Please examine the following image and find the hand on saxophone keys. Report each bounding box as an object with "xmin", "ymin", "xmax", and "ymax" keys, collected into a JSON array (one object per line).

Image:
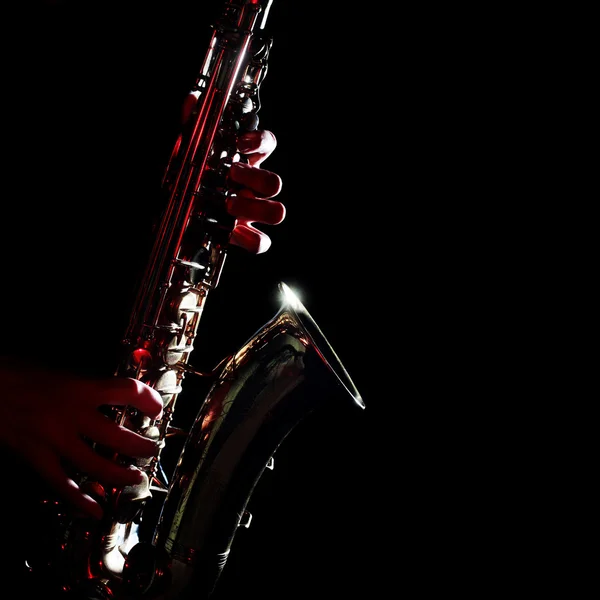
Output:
[
  {"xmin": 227, "ymin": 152, "xmax": 285, "ymax": 254},
  {"xmin": 0, "ymin": 363, "xmax": 163, "ymax": 519},
  {"xmin": 182, "ymin": 92, "xmax": 286, "ymax": 254},
  {"xmin": 0, "ymin": 89, "xmax": 288, "ymax": 522}
]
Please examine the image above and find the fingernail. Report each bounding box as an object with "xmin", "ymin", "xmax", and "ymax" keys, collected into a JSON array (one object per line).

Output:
[{"xmin": 127, "ymin": 468, "xmax": 146, "ymax": 484}]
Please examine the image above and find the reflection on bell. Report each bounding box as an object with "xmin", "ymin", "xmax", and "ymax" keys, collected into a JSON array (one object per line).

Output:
[{"xmin": 278, "ymin": 281, "xmax": 365, "ymax": 410}]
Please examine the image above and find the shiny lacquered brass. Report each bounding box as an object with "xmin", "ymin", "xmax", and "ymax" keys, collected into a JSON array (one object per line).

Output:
[{"xmin": 26, "ymin": 2, "xmax": 364, "ymax": 598}]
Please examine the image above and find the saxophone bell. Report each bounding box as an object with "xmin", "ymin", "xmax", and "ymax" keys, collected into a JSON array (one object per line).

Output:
[{"xmin": 120, "ymin": 282, "xmax": 364, "ymax": 599}]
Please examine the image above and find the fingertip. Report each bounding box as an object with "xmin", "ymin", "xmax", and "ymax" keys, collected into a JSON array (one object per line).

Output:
[
  {"xmin": 63, "ymin": 479, "xmax": 104, "ymax": 519},
  {"xmin": 181, "ymin": 91, "xmax": 199, "ymax": 124},
  {"xmin": 237, "ymin": 129, "xmax": 277, "ymax": 156},
  {"xmin": 148, "ymin": 387, "xmax": 164, "ymax": 420},
  {"xmin": 231, "ymin": 225, "xmax": 272, "ymax": 254},
  {"xmin": 131, "ymin": 379, "xmax": 164, "ymax": 419},
  {"xmin": 273, "ymin": 200, "xmax": 286, "ymax": 225},
  {"xmin": 256, "ymin": 235, "xmax": 272, "ymax": 254},
  {"xmin": 79, "ymin": 496, "xmax": 104, "ymax": 520}
]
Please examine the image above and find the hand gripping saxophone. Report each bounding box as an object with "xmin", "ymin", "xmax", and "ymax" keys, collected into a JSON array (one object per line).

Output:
[{"xmin": 27, "ymin": 2, "xmax": 364, "ymax": 598}]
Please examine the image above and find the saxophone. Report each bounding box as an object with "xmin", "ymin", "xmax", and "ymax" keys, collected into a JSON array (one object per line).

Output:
[{"xmin": 26, "ymin": 2, "xmax": 364, "ymax": 598}]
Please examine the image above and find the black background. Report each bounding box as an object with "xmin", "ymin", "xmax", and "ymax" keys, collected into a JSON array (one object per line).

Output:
[
  {"xmin": 174, "ymin": 3, "xmax": 398, "ymax": 596},
  {"xmin": 4, "ymin": 1, "xmax": 520, "ymax": 597},
  {"xmin": 169, "ymin": 3, "xmax": 488, "ymax": 597}
]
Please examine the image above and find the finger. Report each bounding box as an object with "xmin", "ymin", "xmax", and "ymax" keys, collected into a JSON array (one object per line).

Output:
[
  {"xmin": 79, "ymin": 411, "xmax": 159, "ymax": 458},
  {"xmin": 100, "ymin": 378, "xmax": 164, "ymax": 419},
  {"xmin": 237, "ymin": 130, "xmax": 277, "ymax": 167},
  {"xmin": 25, "ymin": 443, "xmax": 103, "ymax": 519},
  {"xmin": 227, "ymin": 193, "xmax": 285, "ymax": 225},
  {"xmin": 61, "ymin": 437, "xmax": 147, "ymax": 488},
  {"xmin": 229, "ymin": 162, "xmax": 282, "ymax": 198},
  {"xmin": 230, "ymin": 223, "xmax": 272, "ymax": 254},
  {"xmin": 181, "ymin": 91, "xmax": 200, "ymax": 124}
]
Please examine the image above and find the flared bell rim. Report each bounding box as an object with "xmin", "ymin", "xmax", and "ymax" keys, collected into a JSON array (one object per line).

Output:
[{"xmin": 278, "ymin": 282, "xmax": 365, "ymax": 409}]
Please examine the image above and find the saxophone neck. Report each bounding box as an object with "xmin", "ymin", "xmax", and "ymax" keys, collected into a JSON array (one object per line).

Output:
[{"xmin": 124, "ymin": 0, "xmax": 277, "ymax": 345}]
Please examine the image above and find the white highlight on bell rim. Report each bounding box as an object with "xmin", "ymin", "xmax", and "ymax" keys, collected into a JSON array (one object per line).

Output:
[
  {"xmin": 260, "ymin": 1, "xmax": 274, "ymax": 29},
  {"xmin": 281, "ymin": 282, "xmax": 303, "ymax": 311}
]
